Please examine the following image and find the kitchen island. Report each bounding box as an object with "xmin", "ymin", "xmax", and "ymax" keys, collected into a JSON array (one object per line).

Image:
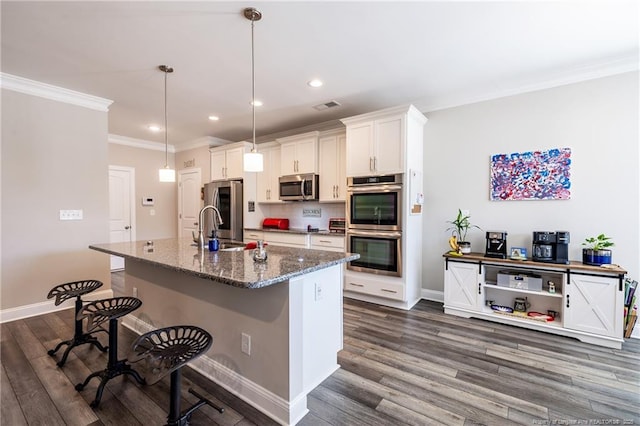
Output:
[{"xmin": 90, "ymin": 238, "xmax": 358, "ymax": 425}]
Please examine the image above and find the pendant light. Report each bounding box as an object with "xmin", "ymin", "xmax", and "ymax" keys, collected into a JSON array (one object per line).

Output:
[
  {"xmin": 158, "ymin": 64, "xmax": 176, "ymax": 182},
  {"xmin": 243, "ymin": 7, "xmax": 264, "ymax": 172}
]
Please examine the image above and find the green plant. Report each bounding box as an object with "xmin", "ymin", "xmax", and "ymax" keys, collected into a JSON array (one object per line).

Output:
[
  {"xmin": 446, "ymin": 209, "xmax": 480, "ymax": 242},
  {"xmin": 582, "ymin": 234, "xmax": 614, "ymax": 251}
]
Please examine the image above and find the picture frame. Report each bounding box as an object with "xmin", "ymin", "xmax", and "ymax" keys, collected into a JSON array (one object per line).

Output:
[{"xmin": 510, "ymin": 247, "xmax": 527, "ymax": 260}]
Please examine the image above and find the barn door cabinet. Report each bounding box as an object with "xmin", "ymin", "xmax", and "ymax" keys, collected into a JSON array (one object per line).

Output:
[{"xmin": 443, "ymin": 253, "xmax": 626, "ymax": 349}]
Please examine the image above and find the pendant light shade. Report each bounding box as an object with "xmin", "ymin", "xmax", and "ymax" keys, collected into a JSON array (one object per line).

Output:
[
  {"xmin": 158, "ymin": 65, "xmax": 175, "ymax": 183},
  {"xmin": 243, "ymin": 7, "xmax": 264, "ymax": 173}
]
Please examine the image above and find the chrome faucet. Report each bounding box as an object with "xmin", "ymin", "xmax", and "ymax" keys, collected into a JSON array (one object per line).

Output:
[{"xmin": 193, "ymin": 205, "xmax": 223, "ymax": 250}]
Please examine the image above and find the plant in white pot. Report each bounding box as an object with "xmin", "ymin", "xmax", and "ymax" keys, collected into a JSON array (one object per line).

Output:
[
  {"xmin": 582, "ymin": 234, "xmax": 614, "ymax": 266},
  {"xmin": 446, "ymin": 209, "xmax": 481, "ymax": 254}
]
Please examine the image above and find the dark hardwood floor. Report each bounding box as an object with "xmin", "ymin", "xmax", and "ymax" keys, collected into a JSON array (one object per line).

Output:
[{"xmin": 2, "ymin": 279, "xmax": 639, "ymax": 425}]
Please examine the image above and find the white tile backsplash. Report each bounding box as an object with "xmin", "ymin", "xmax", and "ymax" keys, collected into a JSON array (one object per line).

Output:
[{"xmin": 265, "ymin": 202, "xmax": 345, "ymax": 230}]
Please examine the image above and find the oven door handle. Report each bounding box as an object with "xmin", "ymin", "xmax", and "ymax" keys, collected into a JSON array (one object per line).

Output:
[
  {"xmin": 347, "ymin": 230, "xmax": 402, "ymax": 238},
  {"xmin": 347, "ymin": 184, "xmax": 402, "ymax": 193}
]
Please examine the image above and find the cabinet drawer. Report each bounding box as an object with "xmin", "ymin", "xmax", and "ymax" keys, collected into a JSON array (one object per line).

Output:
[
  {"xmin": 265, "ymin": 232, "xmax": 309, "ymax": 247},
  {"xmin": 310, "ymin": 235, "xmax": 345, "ymax": 251},
  {"xmin": 344, "ymin": 277, "xmax": 404, "ymax": 301},
  {"xmin": 244, "ymin": 230, "xmax": 264, "ymax": 242}
]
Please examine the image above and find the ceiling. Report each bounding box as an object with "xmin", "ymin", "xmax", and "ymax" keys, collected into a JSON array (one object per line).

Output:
[{"xmin": 1, "ymin": 1, "xmax": 638, "ymax": 150}]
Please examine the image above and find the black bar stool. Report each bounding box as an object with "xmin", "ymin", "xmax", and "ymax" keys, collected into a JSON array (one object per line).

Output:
[
  {"xmin": 129, "ymin": 325, "xmax": 224, "ymax": 426},
  {"xmin": 46, "ymin": 279, "xmax": 108, "ymax": 367},
  {"xmin": 75, "ymin": 297, "xmax": 145, "ymax": 407}
]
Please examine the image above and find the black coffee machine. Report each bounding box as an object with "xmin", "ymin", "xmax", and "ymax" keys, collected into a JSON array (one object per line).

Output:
[
  {"xmin": 532, "ymin": 231, "xmax": 570, "ymax": 264},
  {"xmin": 485, "ymin": 231, "xmax": 508, "ymax": 259}
]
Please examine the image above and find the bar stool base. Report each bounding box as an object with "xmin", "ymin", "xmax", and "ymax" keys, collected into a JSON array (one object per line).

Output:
[{"xmin": 75, "ymin": 359, "xmax": 146, "ymax": 407}]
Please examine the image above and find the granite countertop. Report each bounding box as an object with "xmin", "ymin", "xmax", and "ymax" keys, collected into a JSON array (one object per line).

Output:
[
  {"xmin": 90, "ymin": 238, "xmax": 358, "ymax": 289},
  {"xmin": 245, "ymin": 227, "xmax": 342, "ymax": 236}
]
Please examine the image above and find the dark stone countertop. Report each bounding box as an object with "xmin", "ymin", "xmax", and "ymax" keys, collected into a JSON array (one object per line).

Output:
[{"xmin": 90, "ymin": 238, "xmax": 358, "ymax": 289}]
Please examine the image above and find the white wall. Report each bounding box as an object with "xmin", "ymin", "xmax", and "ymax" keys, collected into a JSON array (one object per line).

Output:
[
  {"xmin": 1, "ymin": 89, "xmax": 111, "ymax": 309},
  {"xmin": 422, "ymin": 72, "xmax": 639, "ymax": 295}
]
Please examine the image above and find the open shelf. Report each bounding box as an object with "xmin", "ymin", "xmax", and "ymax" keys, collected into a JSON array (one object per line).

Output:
[{"xmin": 483, "ymin": 283, "xmax": 563, "ymax": 298}]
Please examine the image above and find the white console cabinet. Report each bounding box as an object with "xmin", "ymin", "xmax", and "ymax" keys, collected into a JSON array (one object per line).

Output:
[{"xmin": 443, "ymin": 253, "xmax": 627, "ymax": 348}]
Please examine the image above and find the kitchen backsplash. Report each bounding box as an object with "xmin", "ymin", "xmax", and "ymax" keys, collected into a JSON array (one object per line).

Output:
[{"xmin": 265, "ymin": 202, "xmax": 345, "ymax": 230}]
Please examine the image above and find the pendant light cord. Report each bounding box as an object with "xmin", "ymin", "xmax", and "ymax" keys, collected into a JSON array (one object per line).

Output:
[
  {"xmin": 164, "ymin": 68, "xmax": 169, "ymax": 167},
  {"xmin": 251, "ymin": 17, "xmax": 256, "ymax": 151}
]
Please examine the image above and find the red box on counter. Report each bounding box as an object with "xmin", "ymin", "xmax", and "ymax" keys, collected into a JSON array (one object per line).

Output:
[{"xmin": 262, "ymin": 218, "xmax": 290, "ymax": 230}]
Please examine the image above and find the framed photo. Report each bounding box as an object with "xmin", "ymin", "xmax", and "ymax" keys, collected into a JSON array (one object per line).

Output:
[{"xmin": 510, "ymin": 247, "xmax": 527, "ymax": 260}]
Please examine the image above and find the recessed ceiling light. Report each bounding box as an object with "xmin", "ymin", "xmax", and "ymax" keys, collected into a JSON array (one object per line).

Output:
[
  {"xmin": 251, "ymin": 100, "xmax": 263, "ymax": 107},
  {"xmin": 148, "ymin": 125, "xmax": 161, "ymax": 132},
  {"xmin": 208, "ymin": 115, "xmax": 220, "ymax": 121},
  {"xmin": 308, "ymin": 79, "xmax": 323, "ymax": 88}
]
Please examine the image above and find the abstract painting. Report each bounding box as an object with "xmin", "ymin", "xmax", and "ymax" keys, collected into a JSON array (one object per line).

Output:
[{"xmin": 490, "ymin": 148, "xmax": 571, "ymax": 201}]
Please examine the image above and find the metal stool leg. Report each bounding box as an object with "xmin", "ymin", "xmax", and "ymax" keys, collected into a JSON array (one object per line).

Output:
[
  {"xmin": 76, "ymin": 317, "xmax": 145, "ymax": 407},
  {"xmin": 48, "ymin": 296, "xmax": 108, "ymax": 367},
  {"xmin": 166, "ymin": 368, "xmax": 224, "ymax": 426}
]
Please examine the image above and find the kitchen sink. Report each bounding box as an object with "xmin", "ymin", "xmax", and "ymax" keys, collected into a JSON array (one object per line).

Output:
[{"xmin": 218, "ymin": 242, "xmax": 246, "ymax": 252}]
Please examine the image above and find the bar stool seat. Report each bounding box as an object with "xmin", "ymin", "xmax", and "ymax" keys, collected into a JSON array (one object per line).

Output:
[
  {"xmin": 129, "ymin": 325, "xmax": 224, "ymax": 426},
  {"xmin": 75, "ymin": 297, "xmax": 145, "ymax": 407},
  {"xmin": 46, "ymin": 279, "xmax": 108, "ymax": 367}
]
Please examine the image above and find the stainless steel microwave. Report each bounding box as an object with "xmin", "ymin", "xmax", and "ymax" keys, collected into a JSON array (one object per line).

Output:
[{"xmin": 279, "ymin": 173, "xmax": 319, "ymax": 201}]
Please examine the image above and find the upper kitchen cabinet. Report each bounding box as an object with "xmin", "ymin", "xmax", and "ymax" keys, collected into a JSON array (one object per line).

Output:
[
  {"xmin": 319, "ymin": 129, "xmax": 346, "ymax": 202},
  {"xmin": 341, "ymin": 105, "xmax": 427, "ymax": 177},
  {"xmin": 256, "ymin": 142, "xmax": 281, "ymax": 203},
  {"xmin": 210, "ymin": 142, "xmax": 251, "ymax": 180},
  {"xmin": 277, "ymin": 131, "xmax": 319, "ymax": 176}
]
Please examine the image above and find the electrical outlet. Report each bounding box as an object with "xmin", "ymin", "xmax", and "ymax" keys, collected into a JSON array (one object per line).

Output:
[
  {"xmin": 315, "ymin": 282, "xmax": 323, "ymax": 301},
  {"xmin": 133, "ymin": 287, "xmax": 138, "ymax": 297},
  {"xmin": 241, "ymin": 333, "xmax": 251, "ymax": 355},
  {"xmin": 59, "ymin": 209, "xmax": 83, "ymax": 220},
  {"xmin": 461, "ymin": 209, "xmax": 470, "ymax": 217}
]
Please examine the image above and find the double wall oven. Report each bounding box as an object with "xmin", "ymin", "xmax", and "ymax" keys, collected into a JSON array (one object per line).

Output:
[{"xmin": 346, "ymin": 174, "xmax": 403, "ymax": 277}]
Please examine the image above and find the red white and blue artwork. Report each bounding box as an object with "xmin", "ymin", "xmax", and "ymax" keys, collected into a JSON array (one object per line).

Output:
[{"xmin": 490, "ymin": 148, "xmax": 571, "ymax": 201}]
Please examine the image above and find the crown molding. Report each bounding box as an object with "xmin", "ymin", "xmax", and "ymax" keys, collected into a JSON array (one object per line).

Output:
[
  {"xmin": 109, "ymin": 134, "xmax": 175, "ymax": 153},
  {"xmin": 415, "ymin": 54, "xmax": 639, "ymax": 113},
  {"xmin": 0, "ymin": 72, "xmax": 113, "ymax": 112},
  {"xmin": 177, "ymin": 136, "xmax": 232, "ymax": 152}
]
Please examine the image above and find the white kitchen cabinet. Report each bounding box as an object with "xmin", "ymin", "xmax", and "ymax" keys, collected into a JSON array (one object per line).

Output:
[
  {"xmin": 443, "ymin": 260, "xmax": 482, "ymax": 311},
  {"xmin": 277, "ymin": 131, "xmax": 319, "ymax": 175},
  {"xmin": 243, "ymin": 229, "xmax": 264, "ymax": 242},
  {"xmin": 210, "ymin": 143, "xmax": 248, "ymax": 180},
  {"xmin": 256, "ymin": 144, "xmax": 281, "ymax": 203},
  {"xmin": 443, "ymin": 253, "xmax": 627, "ymax": 349},
  {"xmin": 564, "ymin": 273, "xmax": 623, "ymax": 339},
  {"xmin": 342, "ymin": 105, "xmax": 426, "ymax": 177},
  {"xmin": 310, "ymin": 234, "xmax": 345, "ymax": 252},
  {"xmin": 318, "ymin": 130, "xmax": 346, "ymax": 202},
  {"xmin": 344, "ymin": 272, "xmax": 405, "ymax": 302}
]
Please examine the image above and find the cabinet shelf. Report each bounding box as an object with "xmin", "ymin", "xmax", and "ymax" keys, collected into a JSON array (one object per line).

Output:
[
  {"xmin": 480, "ymin": 307, "xmax": 563, "ymax": 329},
  {"xmin": 483, "ymin": 283, "xmax": 563, "ymax": 298}
]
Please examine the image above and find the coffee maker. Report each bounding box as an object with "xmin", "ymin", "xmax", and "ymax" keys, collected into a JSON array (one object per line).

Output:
[
  {"xmin": 485, "ymin": 231, "xmax": 508, "ymax": 259},
  {"xmin": 532, "ymin": 231, "xmax": 570, "ymax": 264}
]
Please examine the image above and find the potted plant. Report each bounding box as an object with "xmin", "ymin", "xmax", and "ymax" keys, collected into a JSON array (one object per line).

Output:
[
  {"xmin": 582, "ymin": 234, "xmax": 614, "ymax": 266},
  {"xmin": 446, "ymin": 209, "xmax": 481, "ymax": 254}
]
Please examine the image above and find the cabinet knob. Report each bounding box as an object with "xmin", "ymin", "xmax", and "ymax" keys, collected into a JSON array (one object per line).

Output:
[
  {"xmin": 125, "ymin": 226, "xmax": 131, "ymax": 230},
  {"xmin": 566, "ymin": 294, "xmax": 570, "ymax": 308},
  {"xmin": 478, "ymin": 283, "xmax": 482, "ymax": 294}
]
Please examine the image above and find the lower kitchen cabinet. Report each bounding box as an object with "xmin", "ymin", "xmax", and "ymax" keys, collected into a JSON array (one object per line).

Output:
[
  {"xmin": 443, "ymin": 253, "xmax": 627, "ymax": 348},
  {"xmin": 344, "ymin": 272, "xmax": 405, "ymax": 301},
  {"xmin": 310, "ymin": 234, "xmax": 345, "ymax": 252}
]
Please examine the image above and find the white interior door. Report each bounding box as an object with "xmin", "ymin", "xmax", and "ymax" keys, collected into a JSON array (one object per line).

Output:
[
  {"xmin": 109, "ymin": 166, "xmax": 135, "ymax": 270},
  {"xmin": 178, "ymin": 168, "xmax": 202, "ymax": 239}
]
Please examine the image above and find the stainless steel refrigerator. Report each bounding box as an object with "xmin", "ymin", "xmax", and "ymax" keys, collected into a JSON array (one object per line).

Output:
[{"xmin": 203, "ymin": 179, "xmax": 243, "ymax": 242}]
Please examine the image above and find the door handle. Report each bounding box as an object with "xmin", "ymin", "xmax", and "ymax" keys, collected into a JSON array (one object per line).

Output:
[{"xmin": 193, "ymin": 222, "xmax": 198, "ymax": 226}]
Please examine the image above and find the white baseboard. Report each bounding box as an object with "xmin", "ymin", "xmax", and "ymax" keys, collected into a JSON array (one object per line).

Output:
[
  {"xmin": 0, "ymin": 289, "xmax": 114, "ymax": 324},
  {"xmin": 122, "ymin": 315, "xmax": 304, "ymax": 425},
  {"xmin": 421, "ymin": 289, "xmax": 444, "ymax": 303}
]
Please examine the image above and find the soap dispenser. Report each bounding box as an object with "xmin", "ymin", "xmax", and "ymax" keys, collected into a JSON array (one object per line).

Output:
[{"xmin": 252, "ymin": 240, "xmax": 267, "ymax": 262}]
